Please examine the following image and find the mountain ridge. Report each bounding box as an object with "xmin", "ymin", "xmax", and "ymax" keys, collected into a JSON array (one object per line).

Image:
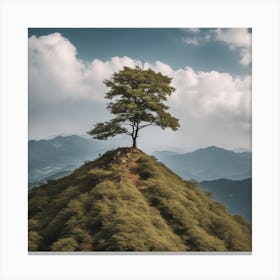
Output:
[
  {"xmin": 29, "ymin": 136, "xmax": 252, "ymax": 187},
  {"xmin": 29, "ymin": 147, "xmax": 251, "ymax": 252},
  {"xmin": 153, "ymin": 146, "xmax": 251, "ymax": 181},
  {"xmin": 199, "ymin": 178, "xmax": 252, "ymax": 222}
]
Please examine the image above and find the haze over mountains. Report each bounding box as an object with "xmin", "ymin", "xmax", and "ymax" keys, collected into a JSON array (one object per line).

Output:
[
  {"xmin": 200, "ymin": 178, "xmax": 252, "ymax": 222},
  {"xmin": 29, "ymin": 135, "xmax": 251, "ymax": 185},
  {"xmin": 29, "ymin": 135, "xmax": 106, "ymax": 185},
  {"xmin": 153, "ymin": 146, "xmax": 251, "ymax": 182}
]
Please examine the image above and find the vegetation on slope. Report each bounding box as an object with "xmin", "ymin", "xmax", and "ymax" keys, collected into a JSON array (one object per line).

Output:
[{"xmin": 29, "ymin": 148, "xmax": 251, "ymax": 252}]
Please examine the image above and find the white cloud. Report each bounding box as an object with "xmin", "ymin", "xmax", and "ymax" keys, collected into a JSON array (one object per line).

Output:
[
  {"xmin": 29, "ymin": 33, "xmax": 140, "ymax": 103},
  {"xmin": 154, "ymin": 61, "xmax": 174, "ymax": 76},
  {"xmin": 215, "ymin": 28, "xmax": 252, "ymax": 66},
  {"xmin": 181, "ymin": 28, "xmax": 252, "ymax": 66},
  {"xmin": 28, "ymin": 33, "xmax": 140, "ymax": 138},
  {"xmin": 29, "ymin": 33, "xmax": 85, "ymax": 99},
  {"xmin": 181, "ymin": 28, "xmax": 200, "ymax": 33},
  {"xmin": 29, "ymin": 33, "xmax": 251, "ymax": 150},
  {"xmin": 188, "ymin": 28, "xmax": 200, "ymax": 33},
  {"xmin": 152, "ymin": 63, "xmax": 251, "ymax": 122},
  {"xmin": 183, "ymin": 37, "xmax": 200, "ymax": 46},
  {"xmin": 239, "ymin": 48, "xmax": 251, "ymax": 66},
  {"xmin": 215, "ymin": 28, "xmax": 251, "ymax": 48}
]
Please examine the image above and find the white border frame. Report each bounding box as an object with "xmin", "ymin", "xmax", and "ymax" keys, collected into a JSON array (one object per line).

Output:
[{"xmin": 1, "ymin": 0, "xmax": 279, "ymax": 279}]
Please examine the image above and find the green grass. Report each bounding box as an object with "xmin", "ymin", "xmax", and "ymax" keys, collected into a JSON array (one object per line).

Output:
[{"xmin": 28, "ymin": 147, "xmax": 251, "ymax": 251}]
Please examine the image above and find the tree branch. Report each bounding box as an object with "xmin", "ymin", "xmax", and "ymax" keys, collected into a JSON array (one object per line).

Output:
[
  {"xmin": 123, "ymin": 123, "xmax": 134, "ymax": 127},
  {"xmin": 138, "ymin": 123, "xmax": 157, "ymax": 130},
  {"xmin": 125, "ymin": 131, "xmax": 132, "ymax": 136}
]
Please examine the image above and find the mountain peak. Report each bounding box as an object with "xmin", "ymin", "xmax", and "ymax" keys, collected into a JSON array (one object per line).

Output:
[
  {"xmin": 206, "ymin": 145, "xmax": 221, "ymax": 149},
  {"xmin": 202, "ymin": 146, "xmax": 229, "ymax": 152},
  {"xmin": 29, "ymin": 148, "xmax": 251, "ymax": 252},
  {"xmin": 90, "ymin": 146, "xmax": 142, "ymax": 167}
]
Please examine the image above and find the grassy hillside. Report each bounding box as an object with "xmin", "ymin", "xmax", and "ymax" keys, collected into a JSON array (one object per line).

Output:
[{"xmin": 29, "ymin": 148, "xmax": 251, "ymax": 252}]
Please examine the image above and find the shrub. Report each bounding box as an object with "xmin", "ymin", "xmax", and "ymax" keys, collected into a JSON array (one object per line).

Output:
[
  {"xmin": 28, "ymin": 231, "xmax": 42, "ymax": 251},
  {"xmin": 50, "ymin": 237, "xmax": 78, "ymax": 251},
  {"xmin": 136, "ymin": 157, "xmax": 156, "ymax": 180}
]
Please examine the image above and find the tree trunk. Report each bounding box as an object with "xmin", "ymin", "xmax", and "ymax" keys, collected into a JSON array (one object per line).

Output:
[
  {"xmin": 132, "ymin": 121, "xmax": 139, "ymax": 148},
  {"xmin": 132, "ymin": 137, "xmax": 137, "ymax": 148}
]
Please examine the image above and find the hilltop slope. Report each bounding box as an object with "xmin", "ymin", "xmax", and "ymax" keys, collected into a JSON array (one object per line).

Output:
[{"xmin": 29, "ymin": 148, "xmax": 251, "ymax": 252}]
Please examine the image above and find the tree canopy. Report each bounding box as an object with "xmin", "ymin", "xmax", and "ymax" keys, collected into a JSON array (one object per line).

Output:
[{"xmin": 88, "ymin": 66, "xmax": 179, "ymax": 148}]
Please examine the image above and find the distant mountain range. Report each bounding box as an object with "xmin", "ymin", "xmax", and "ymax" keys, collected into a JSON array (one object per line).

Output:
[
  {"xmin": 28, "ymin": 135, "xmax": 107, "ymax": 186},
  {"xmin": 199, "ymin": 178, "xmax": 252, "ymax": 222},
  {"xmin": 153, "ymin": 146, "xmax": 251, "ymax": 182},
  {"xmin": 29, "ymin": 135, "xmax": 251, "ymax": 189}
]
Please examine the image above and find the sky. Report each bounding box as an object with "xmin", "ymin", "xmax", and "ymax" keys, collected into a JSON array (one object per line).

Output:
[{"xmin": 28, "ymin": 28, "xmax": 252, "ymax": 152}]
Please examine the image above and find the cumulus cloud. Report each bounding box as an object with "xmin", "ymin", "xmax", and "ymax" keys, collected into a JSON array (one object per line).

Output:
[
  {"xmin": 183, "ymin": 38, "xmax": 200, "ymax": 46},
  {"xmin": 181, "ymin": 28, "xmax": 200, "ymax": 33},
  {"xmin": 29, "ymin": 33, "xmax": 251, "ymax": 150},
  {"xmin": 181, "ymin": 28, "xmax": 252, "ymax": 66},
  {"xmin": 181, "ymin": 29, "xmax": 208, "ymax": 46},
  {"xmin": 28, "ymin": 33, "xmax": 139, "ymax": 138},
  {"xmin": 29, "ymin": 33, "xmax": 139, "ymax": 103},
  {"xmin": 29, "ymin": 33, "xmax": 86, "ymax": 100},
  {"xmin": 214, "ymin": 28, "xmax": 252, "ymax": 66},
  {"xmin": 215, "ymin": 28, "xmax": 251, "ymax": 48},
  {"xmin": 239, "ymin": 48, "xmax": 251, "ymax": 66},
  {"xmin": 188, "ymin": 28, "xmax": 200, "ymax": 33},
  {"xmin": 153, "ymin": 65, "xmax": 251, "ymax": 132}
]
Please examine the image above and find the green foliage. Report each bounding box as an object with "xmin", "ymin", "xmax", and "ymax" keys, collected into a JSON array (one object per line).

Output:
[
  {"xmin": 87, "ymin": 168, "xmax": 114, "ymax": 185},
  {"xmin": 88, "ymin": 121, "xmax": 127, "ymax": 140},
  {"xmin": 50, "ymin": 237, "xmax": 78, "ymax": 251},
  {"xmin": 135, "ymin": 157, "xmax": 157, "ymax": 179},
  {"xmin": 88, "ymin": 66, "xmax": 179, "ymax": 147},
  {"xmin": 29, "ymin": 192, "xmax": 49, "ymax": 216},
  {"xmin": 86, "ymin": 180, "xmax": 185, "ymax": 251},
  {"xmin": 28, "ymin": 231, "xmax": 42, "ymax": 251},
  {"xmin": 234, "ymin": 214, "xmax": 250, "ymax": 226},
  {"xmin": 28, "ymin": 147, "xmax": 251, "ymax": 252}
]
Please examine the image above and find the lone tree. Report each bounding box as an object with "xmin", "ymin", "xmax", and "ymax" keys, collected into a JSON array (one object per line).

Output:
[{"xmin": 88, "ymin": 66, "xmax": 179, "ymax": 148}]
